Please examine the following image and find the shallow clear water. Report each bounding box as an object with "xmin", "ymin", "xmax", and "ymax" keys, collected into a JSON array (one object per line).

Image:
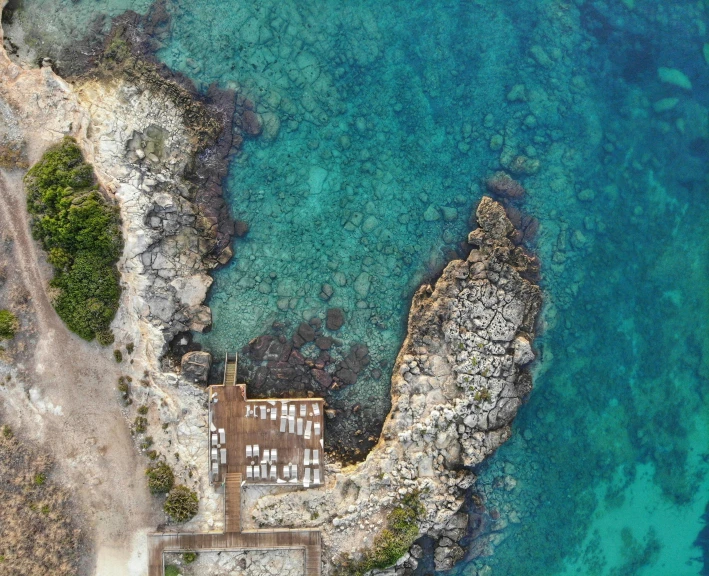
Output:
[{"xmin": 10, "ymin": 0, "xmax": 709, "ymax": 573}]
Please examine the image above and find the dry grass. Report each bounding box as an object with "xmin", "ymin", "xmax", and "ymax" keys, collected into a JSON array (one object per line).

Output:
[{"xmin": 0, "ymin": 424, "xmax": 84, "ymax": 575}]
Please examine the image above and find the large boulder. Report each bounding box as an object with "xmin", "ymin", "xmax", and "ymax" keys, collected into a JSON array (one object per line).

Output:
[{"xmin": 180, "ymin": 351, "xmax": 212, "ymax": 384}]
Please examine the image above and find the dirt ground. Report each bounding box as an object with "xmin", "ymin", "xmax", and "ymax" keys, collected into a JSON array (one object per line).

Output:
[{"xmin": 0, "ymin": 168, "xmax": 158, "ymax": 575}]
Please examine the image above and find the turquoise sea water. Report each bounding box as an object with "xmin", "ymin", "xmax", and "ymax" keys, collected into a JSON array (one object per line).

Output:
[{"xmin": 8, "ymin": 0, "xmax": 709, "ymax": 573}]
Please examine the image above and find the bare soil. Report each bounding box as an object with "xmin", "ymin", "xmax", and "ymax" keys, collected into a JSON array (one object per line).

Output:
[{"xmin": 0, "ymin": 168, "xmax": 158, "ymax": 575}]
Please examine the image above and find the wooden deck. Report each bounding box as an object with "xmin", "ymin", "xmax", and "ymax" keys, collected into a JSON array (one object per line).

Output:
[
  {"xmin": 224, "ymin": 472, "xmax": 242, "ymax": 533},
  {"xmin": 147, "ymin": 529, "xmax": 321, "ymax": 576},
  {"xmin": 209, "ymin": 383, "xmax": 324, "ymax": 487}
]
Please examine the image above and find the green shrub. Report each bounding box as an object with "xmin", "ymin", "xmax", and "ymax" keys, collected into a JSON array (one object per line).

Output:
[
  {"xmin": 164, "ymin": 485, "xmax": 198, "ymax": 522},
  {"xmin": 24, "ymin": 137, "xmax": 122, "ymax": 343},
  {"xmin": 164, "ymin": 566, "xmax": 181, "ymax": 576},
  {"xmin": 133, "ymin": 416, "xmax": 148, "ymax": 434},
  {"xmin": 2, "ymin": 425, "xmax": 13, "ymax": 439},
  {"xmin": 182, "ymin": 551, "xmax": 197, "ymax": 563},
  {"xmin": 114, "ymin": 349, "xmax": 123, "ymax": 363},
  {"xmin": 96, "ymin": 329, "xmax": 115, "ymax": 346},
  {"xmin": 137, "ymin": 405, "xmax": 149, "ymax": 415},
  {"xmin": 140, "ymin": 436, "xmax": 154, "ymax": 450},
  {"xmin": 0, "ymin": 309, "xmax": 18, "ymax": 340},
  {"xmin": 145, "ymin": 461, "xmax": 175, "ymax": 494},
  {"xmin": 33, "ymin": 473, "xmax": 47, "ymax": 486},
  {"xmin": 126, "ymin": 342, "xmax": 134, "ymax": 355}
]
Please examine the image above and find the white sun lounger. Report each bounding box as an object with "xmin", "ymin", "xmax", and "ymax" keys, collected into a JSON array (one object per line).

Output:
[
  {"xmin": 253, "ymin": 445, "xmax": 259, "ymax": 460},
  {"xmin": 260, "ymin": 463, "xmax": 267, "ymax": 478},
  {"xmin": 270, "ymin": 465, "xmax": 277, "ymax": 480},
  {"xmin": 271, "ymin": 408, "xmax": 277, "ymax": 420},
  {"xmin": 289, "ymin": 415, "xmax": 295, "ymax": 434},
  {"xmin": 219, "ymin": 428, "xmax": 226, "ymax": 444},
  {"xmin": 289, "ymin": 405, "xmax": 296, "ymax": 418},
  {"xmin": 246, "ymin": 445, "xmax": 252, "ymax": 458},
  {"xmin": 304, "ymin": 420, "xmax": 312, "ymax": 440},
  {"xmin": 253, "ymin": 465, "xmax": 260, "ymax": 479},
  {"xmin": 246, "ymin": 466, "xmax": 253, "ymax": 479},
  {"xmin": 304, "ymin": 449, "xmax": 310, "ymax": 466},
  {"xmin": 314, "ymin": 422, "xmax": 321, "ymax": 436},
  {"xmin": 220, "ymin": 448, "xmax": 227, "ymax": 464},
  {"xmin": 211, "ymin": 433, "xmax": 218, "ymax": 446},
  {"xmin": 313, "ymin": 403, "xmax": 320, "ymax": 417},
  {"xmin": 314, "ymin": 468, "xmax": 321, "ymax": 485},
  {"xmin": 211, "ymin": 448, "xmax": 218, "ymax": 461},
  {"xmin": 271, "ymin": 449, "xmax": 277, "ymax": 462},
  {"xmin": 283, "ymin": 465, "xmax": 290, "ymax": 479},
  {"xmin": 260, "ymin": 405, "xmax": 267, "ymax": 419},
  {"xmin": 211, "ymin": 462, "xmax": 219, "ymax": 474},
  {"xmin": 297, "ymin": 418, "xmax": 303, "ymax": 436},
  {"xmin": 280, "ymin": 414, "xmax": 287, "ymax": 432},
  {"xmin": 262, "ymin": 449, "xmax": 269, "ymax": 463},
  {"xmin": 290, "ymin": 464, "xmax": 297, "ymax": 481},
  {"xmin": 313, "ymin": 450, "xmax": 320, "ymax": 466},
  {"xmin": 303, "ymin": 467, "xmax": 311, "ymax": 488},
  {"xmin": 300, "ymin": 404, "xmax": 306, "ymax": 417}
]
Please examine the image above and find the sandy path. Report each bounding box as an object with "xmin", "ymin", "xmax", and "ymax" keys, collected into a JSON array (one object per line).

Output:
[{"xmin": 0, "ymin": 170, "xmax": 157, "ymax": 575}]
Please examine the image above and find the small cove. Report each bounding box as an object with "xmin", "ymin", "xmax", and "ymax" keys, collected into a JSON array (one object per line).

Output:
[{"xmin": 6, "ymin": 0, "xmax": 709, "ymax": 573}]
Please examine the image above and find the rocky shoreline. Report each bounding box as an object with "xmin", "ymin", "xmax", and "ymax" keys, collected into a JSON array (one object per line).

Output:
[{"xmin": 251, "ymin": 196, "xmax": 541, "ymax": 574}]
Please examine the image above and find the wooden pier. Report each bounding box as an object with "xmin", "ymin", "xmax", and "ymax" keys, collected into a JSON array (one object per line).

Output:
[{"xmin": 147, "ymin": 355, "xmax": 324, "ymax": 575}]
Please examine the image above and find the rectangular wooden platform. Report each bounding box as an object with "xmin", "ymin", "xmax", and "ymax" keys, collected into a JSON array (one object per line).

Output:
[{"xmin": 208, "ymin": 382, "xmax": 324, "ymax": 487}]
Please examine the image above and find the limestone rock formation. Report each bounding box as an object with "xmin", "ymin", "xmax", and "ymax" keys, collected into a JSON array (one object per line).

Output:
[
  {"xmin": 249, "ymin": 196, "xmax": 542, "ymax": 575},
  {"xmin": 180, "ymin": 351, "xmax": 212, "ymax": 384}
]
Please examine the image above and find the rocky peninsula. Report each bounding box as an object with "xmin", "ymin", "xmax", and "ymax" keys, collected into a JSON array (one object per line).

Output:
[{"xmin": 0, "ymin": 1, "xmax": 541, "ymax": 573}]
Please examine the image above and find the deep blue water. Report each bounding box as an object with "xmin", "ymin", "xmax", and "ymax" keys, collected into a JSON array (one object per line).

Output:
[{"xmin": 11, "ymin": 0, "xmax": 709, "ymax": 573}]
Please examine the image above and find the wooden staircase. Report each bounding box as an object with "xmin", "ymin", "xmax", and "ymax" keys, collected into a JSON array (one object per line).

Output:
[{"xmin": 223, "ymin": 352, "xmax": 237, "ymax": 386}]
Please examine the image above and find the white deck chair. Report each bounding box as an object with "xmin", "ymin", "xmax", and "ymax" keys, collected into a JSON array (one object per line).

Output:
[
  {"xmin": 219, "ymin": 428, "xmax": 226, "ymax": 444},
  {"xmin": 314, "ymin": 422, "xmax": 321, "ymax": 436},
  {"xmin": 211, "ymin": 462, "xmax": 219, "ymax": 474},
  {"xmin": 314, "ymin": 469, "xmax": 321, "ymax": 485},
  {"xmin": 303, "ymin": 467, "xmax": 311, "ymax": 488},
  {"xmin": 211, "ymin": 433, "xmax": 218, "ymax": 446},
  {"xmin": 297, "ymin": 418, "xmax": 303, "ymax": 436},
  {"xmin": 246, "ymin": 466, "xmax": 253, "ymax": 479},
  {"xmin": 211, "ymin": 447, "xmax": 217, "ymax": 459},
  {"xmin": 313, "ymin": 403, "xmax": 320, "ymax": 417},
  {"xmin": 289, "ymin": 405, "xmax": 296, "ymax": 418},
  {"xmin": 283, "ymin": 465, "xmax": 290, "ymax": 479},
  {"xmin": 300, "ymin": 404, "xmax": 306, "ymax": 417},
  {"xmin": 253, "ymin": 445, "xmax": 259, "ymax": 460},
  {"xmin": 290, "ymin": 464, "xmax": 297, "ymax": 482},
  {"xmin": 304, "ymin": 420, "xmax": 312, "ymax": 440},
  {"xmin": 260, "ymin": 463, "xmax": 267, "ymax": 479},
  {"xmin": 304, "ymin": 449, "xmax": 310, "ymax": 466},
  {"xmin": 289, "ymin": 414, "xmax": 295, "ymax": 434},
  {"xmin": 246, "ymin": 445, "xmax": 252, "ymax": 458},
  {"xmin": 253, "ymin": 465, "xmax": 260, "ymax": 479},
  {"xmin": 271, "ymin": 449, "xmax": 277, "ymax": 462},
  {"xmin": 271, "ymin": 408, "xmax": 277, "ymax": 420},
  {"xmin": 280, "ymin": 415, "xmax": 287, "ymax": 432},
  {"xmin": 313, "ymin": 450, "xmax": 320, "ymax": 466},
  {"xmin": 270, "ymin": 465, "xmax": 277, "ymax": 480},
  {"xmin": 262, "ymin": 449, "xmax": 269, "ymax": 463},
  {"xmin": 260, "ymin": 405, "xmax": 267, "ymax": 419},
  {"xmin": 220, "ymin": 448, "xmax": 227, "ymax": 464}
]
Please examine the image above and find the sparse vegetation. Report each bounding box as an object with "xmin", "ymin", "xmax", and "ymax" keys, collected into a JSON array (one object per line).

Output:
[
  {"xmin": 133, "ymin": 416, "xmax": 148, "ymax": 434},
  {"xmin": 164, "ymin": 485, "xmax": 199, "ymax": 523},
  {"xmin": 114, "ymin": 349, "xmax": 123, "ymax": 363},
  {"xmin": 0, "ymin": 142, "xmax": 29, "ymax": 169},
  {"xmin": 137, "ymin": 405, "xmax": 149, "ymax": 415},
  {"xmin": 474, "ymin": 388, "xmax": 492, "ymax": 403},
  {"xmin": 164, "ymin": 566, "xmax": 181, "ymax": 576},
  {"xmin": 126, "ymin": 342, "xmax": 135, "ymax": 355},
  {"xmin": 24, "ymin": 137, "xmax": 123, "ymax": 343},
  {"xmin": 146, "ymin": 461, "xmax": 175, "ymax": 494},
  {"xmin": 335, "ymin": 492, "xmax": 424, "ymax": 575},
  {"xmin": 182, "ymin": 551, "xmax": 197, "ymax": 564},
  {"xmin": 0, "ymin": 421, "xmax": 83, "ymax": 575},
  {"xmin": 0, "ymin": 309, "xmax": 18, "ymax": 340}
]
